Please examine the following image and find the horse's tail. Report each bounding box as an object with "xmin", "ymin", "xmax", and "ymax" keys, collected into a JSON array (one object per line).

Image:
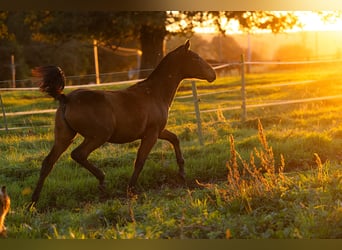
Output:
[{"xmin": 32, "ymin": 66, "xmax": 66, "ymax": 103}]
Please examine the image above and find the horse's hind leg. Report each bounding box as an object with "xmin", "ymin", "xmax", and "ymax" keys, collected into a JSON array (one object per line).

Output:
[
  {"xmin": 30, "ymin": 114, "xmax": 76, "ymax": 208},
  {"xmin": 70, "ymin": 137, "xmax": 107, "ymax": 192},
  {"xmin": 158, "ymin": 129, "xmax": 185, "ymax": 181}
]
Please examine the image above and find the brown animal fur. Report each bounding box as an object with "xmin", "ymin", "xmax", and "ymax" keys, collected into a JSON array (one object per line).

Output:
[{"xmin": 0, "ymin": 186, "xmax": 10, "ymax": 237}]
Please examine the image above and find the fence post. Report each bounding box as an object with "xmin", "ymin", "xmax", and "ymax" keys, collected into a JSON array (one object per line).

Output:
[
  {"xmin": 191, "ymin": 80, "xmax": 204, "ymax": 146},
  {"xmin": 11, "ymin": 54, "xmax": 16, "ymax": 88},
  {"xmin": 240, "ymin": 54, "xmax": 247, "ymax": 122},
  {"xmin": 0, "ymin": 94, "xmax": 8, "ymax": 133},
  {"xmin": 93, "ymin": 39, "xmax": 100, "ymax": 84}
]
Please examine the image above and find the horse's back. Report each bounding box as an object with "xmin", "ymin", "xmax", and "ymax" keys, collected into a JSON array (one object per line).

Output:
[
  {"xmin": 62, "ymin": 88, "xmax": 164, "ymax": 143},
  {"xmin": 63, "ymin": 89, "xmax": 115, "ymax": 137}
]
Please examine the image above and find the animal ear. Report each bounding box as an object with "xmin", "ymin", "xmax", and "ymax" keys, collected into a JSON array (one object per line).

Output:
[{"xmin": 184, "ymin": 40, "xmax": 190, "ymax": 50}]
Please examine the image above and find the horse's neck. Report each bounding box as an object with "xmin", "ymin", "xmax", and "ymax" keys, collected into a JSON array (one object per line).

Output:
[{"xmin": 147, "ymin": 69, "xmax": 183, "ymax": 107}]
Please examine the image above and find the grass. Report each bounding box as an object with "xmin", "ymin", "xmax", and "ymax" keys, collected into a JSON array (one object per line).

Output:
[{"xmin": 0, "ymin": 64, "xmax": 342, "ymax": 238}]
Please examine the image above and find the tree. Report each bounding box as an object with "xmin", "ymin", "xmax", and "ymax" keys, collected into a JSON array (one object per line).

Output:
[
  {"xmin": 0, "ymin": 12, "xmax": 32, "ymax": 83},
  {"xmin": 0, "ymin": 12, "xmax": 9, "ymax": 39},
  {"xmin": 24, "ymin": 11, "xmax": 167, "ymax": 78},
  {"xmin": 169, "ymin": 11, "xmax": 299, "ymax": 33},
  {"xmin": 13, "ymin": 11, "xmax": 301, "ymax": 78}
]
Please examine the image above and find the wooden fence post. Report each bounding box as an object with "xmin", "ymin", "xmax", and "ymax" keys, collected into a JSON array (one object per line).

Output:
[
  {"xmin": 11, "ymin": 54, "xmax": 16, "ymax": 88},
  {"xmin": 93, "ymin": 39, "xmax": 100, "ymax": 84},
  {"xmin": 0, "ymin": 94, "xmax": 8, "ymax": 133},
  {"xmin": 191, "ymin": 81, "xmax": 204, "ymax": 146},
  {"xmin": 240, "ymin": 54, "xmax": 247, "ymax": 122}
]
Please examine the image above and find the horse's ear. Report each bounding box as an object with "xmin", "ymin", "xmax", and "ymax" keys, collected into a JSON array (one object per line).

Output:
[{"xmin": 185, "ymin": 40, "xmax": 190, "ymax": 50}]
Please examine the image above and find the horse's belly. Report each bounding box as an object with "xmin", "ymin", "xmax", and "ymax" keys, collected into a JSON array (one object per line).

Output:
[
  {"xmin": 107, "ymin": 119, "xmax": 165, "ymax": 144},
  {"xmin": 107, "ymin": 123, "xmax": 146, "ymax": 143},
  {"xmin": 107, "ymin": 132, "xmax": 141, "ymax": 144}
]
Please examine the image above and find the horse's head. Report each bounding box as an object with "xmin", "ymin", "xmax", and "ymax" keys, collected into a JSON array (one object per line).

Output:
[{"xmin": 176, "ymin": 40, "xmax": 216, "ymax": 82}]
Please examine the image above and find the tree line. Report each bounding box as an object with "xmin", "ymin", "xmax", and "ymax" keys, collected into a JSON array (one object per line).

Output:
[{"xmin": 0, "ymin": 11, "xmax": 300, "ymax": 85}]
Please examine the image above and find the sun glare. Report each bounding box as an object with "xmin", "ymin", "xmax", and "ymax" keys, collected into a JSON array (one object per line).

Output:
[
  {"xmin": 168, "ymin": 11, "xmax": 342, "ymax": 34},
  {"xmin": 193, "ymin": 18, "xmax": 241, "ymax": 34},
  {"xmin": 292, "ymin": 11, "xmax": 342, "ymax": 32}
]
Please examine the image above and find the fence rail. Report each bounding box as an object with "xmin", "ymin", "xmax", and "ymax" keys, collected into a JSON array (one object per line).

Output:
[
  {"xmin": 1, "ymin": 58, "xmax": 342, "ymax": 136},
  {"xmin": 0, "ymin": 79, "xmax": 139, "ymax": 92},
  {"xmin": 195, "ymin": 94, "xmax": 342, "ymax": 114}
]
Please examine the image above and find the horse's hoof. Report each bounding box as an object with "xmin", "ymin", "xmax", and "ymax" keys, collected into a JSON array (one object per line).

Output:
[
  {"xmin": 127, "ymin": 186, "xmax": 137, "ymax": 198},
  {"xmin": 98, "ymin": 183, "xmax": 110, "ymax": 200},
  {"xmin": 178, "ymin": 172, "xmax": 186, "ymax": 182},
  {"xmin": 98, "ymin": 181, "xmax": 108, "ymax": 194}
]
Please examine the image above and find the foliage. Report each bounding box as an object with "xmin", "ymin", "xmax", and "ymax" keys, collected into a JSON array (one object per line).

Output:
[
  {"xmin": 0, "ymin": 11, "xmax": 301, "ymax": 80},
  {"xmin": 0, "ymin": 12, "xmax": 9, "ymax": 39},
  {"xmin": 169, "ymin": 11, "xmax": 299, "ymax": 34}
]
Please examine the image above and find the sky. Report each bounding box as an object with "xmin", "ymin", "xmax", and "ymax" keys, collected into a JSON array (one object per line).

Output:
[{"xmin": 294, "ymin": 11, "xmax": 342, "ymax": 32}]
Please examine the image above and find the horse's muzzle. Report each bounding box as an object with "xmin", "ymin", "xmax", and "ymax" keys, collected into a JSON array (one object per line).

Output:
[{"xmin": 207, "ymin": 69, "xmax": 216, "ymax": 82}]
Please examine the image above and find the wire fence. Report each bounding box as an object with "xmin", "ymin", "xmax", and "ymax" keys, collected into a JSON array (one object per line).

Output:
[
  {"xmin": 1, "ymin": 58, "xmax": 342, "ymax": 136},
  {"xmin": 0, "ymin": 68, "xmax": 155, "ymax": 89}
]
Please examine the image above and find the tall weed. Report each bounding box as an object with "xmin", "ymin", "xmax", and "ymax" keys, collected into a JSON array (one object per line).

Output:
[{"xmin": 218, "ymin": 119, "xmax": 288, "ymax": 213}]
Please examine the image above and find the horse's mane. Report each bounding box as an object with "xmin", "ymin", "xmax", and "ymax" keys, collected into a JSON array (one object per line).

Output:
[
  {"xmin": 131, "ymin": 45, "xmax": 186, "ymax": 89},
  {"xmin": 146, "ymin": 45, "xmax": 186, "ymax": 81}
]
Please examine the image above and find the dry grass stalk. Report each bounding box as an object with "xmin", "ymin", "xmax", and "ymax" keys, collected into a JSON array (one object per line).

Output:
[
  {"xmin": 0, "ymin": 186, "xmax": 10, "ymax": 238},
  {"xmin": 225, "ymin": 119, "xmax": 288, "ymax": 212}
]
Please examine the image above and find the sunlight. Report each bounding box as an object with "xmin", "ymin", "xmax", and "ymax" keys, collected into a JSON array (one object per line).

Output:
[
  {"xmin": 168, "ymin": 11, "xmax": 342, "ymax": 34},
  {"xmin": 193, "ymin": 18, "xmax": 241, "ymax": 34},
  {"xmin": 291, "ymin": 11, "xmax": 342, "ymax": 32}
]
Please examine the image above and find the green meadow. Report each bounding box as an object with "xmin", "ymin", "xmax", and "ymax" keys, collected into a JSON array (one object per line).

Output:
[{"xmin": 0, "ymin": 64, "xmax": 341, "ymax": 238}]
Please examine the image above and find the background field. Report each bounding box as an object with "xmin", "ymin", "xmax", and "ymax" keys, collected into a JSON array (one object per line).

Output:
[{"xmin": 0, "ymin": 63, "xmax": 342, "ymax": 238}]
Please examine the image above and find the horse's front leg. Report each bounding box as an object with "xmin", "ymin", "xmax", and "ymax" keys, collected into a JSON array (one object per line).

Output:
[
  {"xmin": 128, "ymin": 133, "xmax": 158, "ymax": 194},
  {"xmin": 158, "ymin": 129, "xmax": 185, "ymax": 181}
]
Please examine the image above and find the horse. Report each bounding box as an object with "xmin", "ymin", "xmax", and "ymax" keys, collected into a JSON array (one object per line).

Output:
[{"xmin": 29, "ymin": 40, "xmax": 216, "ymax": 208}]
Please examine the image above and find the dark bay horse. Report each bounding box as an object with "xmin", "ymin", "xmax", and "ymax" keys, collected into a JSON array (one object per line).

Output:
[{"xmin": 29, "ymin": 40, "xmax": 216, "ymax": 208}]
